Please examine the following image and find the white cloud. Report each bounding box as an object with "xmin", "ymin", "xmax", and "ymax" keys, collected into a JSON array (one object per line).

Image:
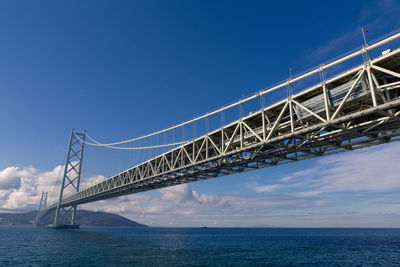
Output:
[
  {"xmin": 0, "ymin": 165, "xmax": 60, "ymax": 210},
  {"xmin": 247, "ymin": 182, "xmax": 281, "ymax": 193},
  {"xmin": 247, "ymin": 142, "xmax": 400, "ymax": 197},
  {"xmin": 293, "ymin": 143, "xmax": 400, "ymax": 195},
  {"xmin": 0, "ymin": 167, "xmax": 38, "ymax": 209},
  {"xmin": 81, "ymin": 183, "xmax": 320, "ymax": 227},
  {"xmin": 81, "ymin": 174, "xmax": 106, "ymax": 188},
  {"xmin": 0, "ymin": 164, "xmax": 105, "ymax": 210},
  {"xmin": 0, "ymin": 142, "xmax": 399, "ymax": 226},
  {"xmin": 159, "ymin": 183, "xmax": 196, "ymax": 203},
  {"xmin": 0, "ymin": 167, "xmax": 22, "ymax": 190}
]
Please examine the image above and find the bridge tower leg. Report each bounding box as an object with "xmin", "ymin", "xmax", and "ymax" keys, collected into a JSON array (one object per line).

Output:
[
  {"xmin": 51, "ymin": 129, "xmax": 86, "ymax": 229},
  {"xmin": 34, "ymin": 191, "xmax": 47, "ymax": 225}
]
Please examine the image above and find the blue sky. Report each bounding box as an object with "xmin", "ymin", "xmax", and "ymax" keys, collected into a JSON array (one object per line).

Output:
[{"xmin": 1, "ymin": 0, "xmax": 400, "ymax": 227}]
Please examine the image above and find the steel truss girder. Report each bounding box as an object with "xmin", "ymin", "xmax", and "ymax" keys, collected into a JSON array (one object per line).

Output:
[
  {"xmin": 39, "ymin": 47, "xmax": 400, "ymax": 216},
  {"xmin": 58, "ymin": 103, "xmax": 400, "ymax": 209}
]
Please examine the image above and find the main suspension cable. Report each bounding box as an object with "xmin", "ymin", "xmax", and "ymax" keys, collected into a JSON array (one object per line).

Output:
[
  {"xmin": 79, "ymin": 132, "xmax": 188, "ymax": 150},
  {"xmin": 72, "ymin": 31, "xmax": 400, "ymax": 150}
]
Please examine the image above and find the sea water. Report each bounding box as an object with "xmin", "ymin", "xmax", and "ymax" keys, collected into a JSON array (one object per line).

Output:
[{"xmin": 1, "ymin": 226, "xmax": 399, "ymax": 266}]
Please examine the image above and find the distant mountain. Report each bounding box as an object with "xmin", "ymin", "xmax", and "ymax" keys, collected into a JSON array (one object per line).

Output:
[{"xmin": 0, "ymin": 210, "xmax": 147, "ymax": 227}]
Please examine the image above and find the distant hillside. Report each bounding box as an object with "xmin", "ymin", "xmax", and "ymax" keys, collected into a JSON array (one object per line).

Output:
[{"xmin": 0, "ymin": 210, "xmax": 147, "ymax": 227}]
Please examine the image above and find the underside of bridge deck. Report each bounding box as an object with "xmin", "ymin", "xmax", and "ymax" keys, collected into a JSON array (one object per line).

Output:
[{"xmin": 37, "ymin": 32, "xmax": 400, "ymax": 223}]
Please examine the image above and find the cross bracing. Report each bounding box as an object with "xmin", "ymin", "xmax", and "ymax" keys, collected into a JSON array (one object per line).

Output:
[{"xmin": 37, "ymin": 33, "xmax": 400, "ymax": 222}]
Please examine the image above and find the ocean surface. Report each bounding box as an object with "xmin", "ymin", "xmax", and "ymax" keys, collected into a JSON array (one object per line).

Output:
[{"xmin": 0, "ymin": 227, "xmax": 399, "ymax": 266}]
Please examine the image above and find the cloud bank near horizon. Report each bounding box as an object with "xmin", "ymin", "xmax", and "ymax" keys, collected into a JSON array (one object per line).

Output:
[{"xmin": 1, "ymin": 142, "xmax": 400, "ymax": 227}]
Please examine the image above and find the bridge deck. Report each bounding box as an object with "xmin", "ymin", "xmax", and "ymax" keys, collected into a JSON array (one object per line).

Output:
[{"xmin": 38, "ymin": 44, "xmax": 400, "ymax": 220}]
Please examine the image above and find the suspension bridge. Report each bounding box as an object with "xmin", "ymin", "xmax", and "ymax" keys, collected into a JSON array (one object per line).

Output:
[{"xmin": 35, "ymin": 30, "xmax": 400, "ymax": 228}]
